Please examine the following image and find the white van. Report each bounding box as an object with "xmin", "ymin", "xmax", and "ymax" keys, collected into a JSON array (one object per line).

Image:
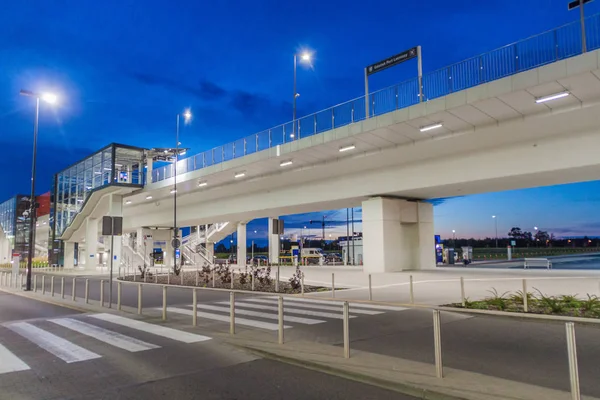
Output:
[{"xmin": 301, "ymin": 248, "xmax": 324, "ymax": 265}]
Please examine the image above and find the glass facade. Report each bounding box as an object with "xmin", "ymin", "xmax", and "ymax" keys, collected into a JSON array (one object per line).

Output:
[
  {"xmin": 50, "ymin": 144, "xmax": 145, "ymax": 242},
  {"xmin": 0, "ymin": 195, "xmax": 33, "ymax": 254}
]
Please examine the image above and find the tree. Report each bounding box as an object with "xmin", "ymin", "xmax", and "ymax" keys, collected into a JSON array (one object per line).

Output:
[
  {"xmin": 534, "ymin": 230, "xmax": 550, "ymax": 244},
  {"xmin": 508, "ymin": 227, "xmax": 524, "ymax": 239}
]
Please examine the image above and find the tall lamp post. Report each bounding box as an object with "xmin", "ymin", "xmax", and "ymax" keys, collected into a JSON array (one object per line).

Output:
[
  {"xmin": 292, "ymin": 51, "xmax": 312, "ymax": 139},
  {"xmin": 19, "ymin": 90, "xmax": 57, "ymax": 291},
  {"xmin": 173, "ymin": 109, "xmax": 191, "ymax": 275},
  {"xmin": 492, "ymin": 215, "xmax": 498, "ymax": 248},
  {"xmin": 452, "ymin": 230, "xmax": 456, "ymax": 248}
]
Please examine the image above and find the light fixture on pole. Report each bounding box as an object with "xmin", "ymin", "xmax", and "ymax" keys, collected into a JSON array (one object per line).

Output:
[
  {"xmin": 492, "ymin": 215, "xmax": 498, "ymax": 248},
  {"xmin": 19, "ymin": 89, "xmax": 58, "ymax": 291},
  {"xmin": 173, "ymin": 109, "xmax": 192, "ymax": 276},
  {"xmin": 292, "ymin": 50, "xmax": 313, "ymax": 139}
]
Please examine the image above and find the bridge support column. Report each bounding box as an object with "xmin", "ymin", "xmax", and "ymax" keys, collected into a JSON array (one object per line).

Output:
[
  {"xmin": 237, "ymin": 222, "xmax": 247, "ymax": 266},
  {"xmin": 84, "ymin": 218, "xmax": 98, "ymax": 269},
  {"xmin": 268, "ymin": 218, "xmax": 280, "ymax": 264},
  {"xmin": 64, "ymin": 242, "xmax": 75, "ymax": 269},
  {"xmin": 362, "ymin": 198, "xmax": 435, "ymax": 273}
]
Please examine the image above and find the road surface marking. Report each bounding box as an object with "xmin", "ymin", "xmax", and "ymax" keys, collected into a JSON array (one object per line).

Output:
[
  {"xmin": 7, "ymin": 322, "xmax": 101, "ymax": 363},
  {"xmin": 0, "ymin": 342, "xmax": 30, "ymax": 374},
  {"xmin": 50, "ymin": 318, "xmax": 160, "ymax": 352},
  {"xmin": 193, "ymin": 304, "xmax": 324, "ymax": 325},
  {"xmin": 88, "ymin": 313, "xmax": 211, "ymax": 343},
  {"xmin": 236, "ymin": 298, "xmax": 383, "ymax": 315},
  {"xmin": 163, "ymin": 307, "xmax": 292, "ymax": 331},
  {"xmin": 266, "ymin": 296, "xmax": 408, "ymax": 311},
  {"xmin": 214, "ymin": 301, "xmax": 358, "ymax": 319}
]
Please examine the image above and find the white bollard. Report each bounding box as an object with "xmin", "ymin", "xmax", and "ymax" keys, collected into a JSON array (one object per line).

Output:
[
  {"xmin": 433, "ymin": 310, "xmax": 443, "ymax": 378},
  {"xmin": 34, "ymin": 275, "xmax": 37, "ymax": 292},
  {"xmin": 460, "ymin": 277, "xmax": 465, "ymax": 307},
  {"xmin": 195, "ymin": 268, "xmax": 199, "ymax": 286},
  {"xmin": 42, "ymin": 276, "xmax": 46, "ymax": 295},
  {"xmin": 231, "ymin": 271, "xmax": 234, "ymax": 289},
  {"xmin": 155, "ymin": 269, "xmax": 158, "ymax": 284},
  {"xmin": 100, "ymin": 280, "xmax": 105, "ymax": 307},
  {"xmin": 180, "ymin": 270, "xmax": 184, "ymax": 285},
  {"xmin": 410, "ymin": 275, "xmax": 414, "ymax": 304},
  {"xmin": 368, "ymin": 274, "xmax": 372, "ymax": 301},
  {"xmin": 51, "ymin": 276, "xmax": 55, "ymax": 297},
  {"xmin": 301, "ymin": 274, "xmax": 305, "ymax": 296},
  {"xmin": 566, "ymin": 322, "xmax": 580, "ymax": 400},
  {"xmin": 192, "ymin": 288, "xmax": 198, "ymax": 326},
  {"xmin": 343, "ymin": 301, "xmax": 350, "ymax": 358},
  {"xmin": 61, "ymin": 277, "xmax": 65, "ymax": 299},
  {"xmin": 137, "ymin": 284, "xmax": 143, "ymax": 315},
  {"xmin": 230, "ymin": 291, "xmax": 236, "ymax": 335},
  {"xmin": 85, "ymin": 279, "xmax": 90, "ymax": 304},
  {"xmin": 251, "ymin": 273, "xmax": 255, "ymax": 291},
  {"xmin": 117, "ymin": 281, "xmax": 122, "ymax": 311},
  {"xmin": 72, "ymin": 278, "xmax": 77, "ymax": 301},
  {"xmin": 278, "ymin": 296, "xmax": 284, "ymax": 344},
  {"xmin": 332, "ymin": 273, "xmax": 335, "ymax": 298},
  {"xmin": 162, "ymin": 286, "xmax": 167, "ymax": 320},
  {"xmin": 275, "ymin": 270, "xmax": 279, "ymax": 292},
  {"xmin": 167, "ymin": 272, "xmax": 170, "ymax": 285},
  {"xmin": 212, "ymin": 268, "xmax": 215, "ymax": 288},
  {"xmin": 523, "ymin": 279, "xmax": 528, "ymax": 313}
]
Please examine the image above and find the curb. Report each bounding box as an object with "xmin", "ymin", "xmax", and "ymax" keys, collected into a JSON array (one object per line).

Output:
[
  {"xmin": 0, "ymin": 287, "xmax": 97, "ymax": 314},
  {"xmin": 235, "ymin": 344, "xmax": 468, "ymax": 400}
]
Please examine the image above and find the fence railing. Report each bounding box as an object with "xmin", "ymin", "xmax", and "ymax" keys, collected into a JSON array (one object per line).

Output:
[{"xmin": 148, "ymin": 15, "xmax": 599, "ymax": 184}]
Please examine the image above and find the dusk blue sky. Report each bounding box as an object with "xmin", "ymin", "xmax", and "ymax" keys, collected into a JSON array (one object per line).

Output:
[{"xmin": 1, "ymin": 0, "xmax": 599, "ymax": 243}]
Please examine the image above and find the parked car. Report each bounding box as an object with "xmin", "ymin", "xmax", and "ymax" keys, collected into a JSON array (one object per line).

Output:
[{"xmin": 325, "ymin": 253, "xmax": 343, "ymax": 265}]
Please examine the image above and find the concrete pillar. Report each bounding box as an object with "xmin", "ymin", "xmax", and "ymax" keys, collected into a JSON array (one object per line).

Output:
[
  {"xmin": 64, "ymin": 242, "xmax": 75, "ymax": 269},
  {"xmin": 146, "ymin": 160, "xmax": 153, "ymax": 184},
  {"xmin": 0, "ymin": 231, "xmax": 10, "ymax": 264},
  {"xmin": 85, "ymin": 218, "xmax": 98, "ymax": 269},
  {"xmin": 362, "ymin": 197, "xmax": 434, "ymax": 273},
  {"xmin": 107, "ymin": 194, "xmax": 123, "ymax": 270},
  {"xmin": 268, "ymin": 217, "xmax": 281, "ymax": 264},
  {"xmin": 237, "ymin": 222, "xmax": 247, "ymax": 266}
]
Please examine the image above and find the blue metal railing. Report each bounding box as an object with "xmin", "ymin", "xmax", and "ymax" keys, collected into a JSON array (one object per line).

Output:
[{"xmin": 152, "ymin": 15, "xmax": 600, "ymax": 184}]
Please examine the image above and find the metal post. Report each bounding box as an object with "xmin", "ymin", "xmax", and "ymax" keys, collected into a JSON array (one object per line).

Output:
[
  {"xmin": 72, "ymin": 278, "xmax": 76, "ymax": 301},
  {"xmin": 230, "ymin": 291, "xmax": 235, "ymax": 335},
  {"xmin": 180, "ymin": 269, "xmax": 184, "ymax": 285},
  {"xmin": 301, "ymin": 274, "xmax": 305, "ymax": 296},
  {"xmin": 100, "ymin": 280, "xmax": 105, "ymax": 307},
  {"xmin": 25, "ymin": 96, "xmax": 39, "ymax": 292},
  {"xmin": 167, "ymin": 271, "xmax": 170, "ymax": 285},
  {"xmin": 186, "ymin": 287, "xmax": 195, "ymax": 327},
  {"xmin": 162, "ymin": 286, "xmax": 167, "ymax": 320},
  {"xmin": 523, "ymin": 279, "xmax": 528, "ymax": 313},
  {"xmin": 368, "ymin": 274, "xmax": 372, "ymax": 301},
  {"xmin": 417, "ymin": 45, "xmax": 423, "ymax": 103},
  {"xmin": 117, "ymin": 281, "xmax": 122, "ymax": 311},
  {"xmin": 580, "ymin": 0, "xmax": 587, "ymax": 53},
  {"xmin": 343, "ymin": 301, "xmax": 350, "ymax": 358},
  {"xmin": 109, "ymin": 233, "xmax": 114, "ymax": 308},
  {"xmin": 433, "ymin": 310, "xmax": 444, "ymax": 378},
  {"xmin": 251, "ymin": 273, "xmax": 255, "ymax": 291},
  {"xmin": 33, "ymin": 275, "xmax": 37, "ymax": 292},
  {"xmin": 85, "ymin": 279, "xmax": 89, "ymax": 304},
  {"xmin": 137, "ymin": 284, "xmax": 142, "ymax": 315},
  {"xmin": 51, "ymin": 276, "xmax": 54, "ymax": 297},
  {"xmin": 61, "ymin": 277, "xmax": 64, "ymax": 299},
  {"xmin": 212, "ymin": 268, "xmax": 215, "ymax": 287},
  {"xmin": 332, "ymin": 273, "xmax": 335, "ymax": 298},
  {"xmin": 42, "ymin": 275, "xmax": 45, "ymax": 295},
  {"xmin": 460, "ymin": 277, "xmax": 466, "ymax": 307},
  {"xmin": 231, "ymin": 271, "xmax": 234, "ymax": 289},
  {"xmin": 364, "ymin": 68, "xmax": 370, "ymax": 118},
  {"xmin": 410, "ymin": 275, "xmax": 414, "ymax": 304},
  {"xmin": 278, "ymin": 296, "xmax": 284, "ymax": 344},
  {"xmin": 275, "ymin": 269, "xmax": 280, "ymax": 292},
  {"xmin": 566, "ymin": 322, "xmax": 581, "ymax": 400}
]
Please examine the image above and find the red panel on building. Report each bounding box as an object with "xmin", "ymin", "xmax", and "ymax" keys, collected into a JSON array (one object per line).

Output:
[{"xmin": 37, "ymin": 192, "xmax": 50, "ymax": 217}]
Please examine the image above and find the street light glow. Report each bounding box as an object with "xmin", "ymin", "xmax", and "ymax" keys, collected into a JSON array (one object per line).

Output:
[
  {"xmin": 300, "ymin": 52, "xmax": 311, "ymax": 62},
  {"xmin": 183, "ymin": 109, "xmax": 192, "ymax": 121},
  {"xmin": 41, "ymin": 93, "xmax": 57, "ymax": 104}
]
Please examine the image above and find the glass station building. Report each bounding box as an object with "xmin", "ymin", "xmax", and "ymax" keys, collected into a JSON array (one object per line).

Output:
[{"xmin": 0, "ymin": 195, "xmax": 31, "ymax": 257}]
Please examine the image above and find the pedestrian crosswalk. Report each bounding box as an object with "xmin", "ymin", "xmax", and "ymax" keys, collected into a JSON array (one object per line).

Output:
[
  {"xmin": 161, "ymin": 296, "xmax": 408, "ymax": 332},
  {"xmin": 0, "ymin": 313, "xmax": 212, "ymax": 377}
]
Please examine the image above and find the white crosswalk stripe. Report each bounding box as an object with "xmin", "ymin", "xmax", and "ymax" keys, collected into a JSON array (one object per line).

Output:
[
  {"xmin": 193, "ymin": 304, "xmax": 325, "ymax": 325},
  {"xmin": 89, "ymin": 313, "xmax": 211, "ymax": 343},
  {"xmin": 229, "ymin": 298, "xmax": 384, "ymax": 315},
  {"xmin": 163, "ymin": 307, "xmax": 292, "ymax": 331},
  {"xmin": 265, "ymin": 297, "xmax": 408, "ymax": 311},
  {"xmin": 50, "ymin": 318, "xmax": 160, "ymax": 352},
  {"xmin": 215, "ymin": 301, "xmax": 358, "ymax": 320},
  {"xmin": 0, "ymin": 342, "xmax": 30, "ymax": 375},
  {"xmin": 7, "ymin": 322, "xmax": 101, "ymax": 363}
]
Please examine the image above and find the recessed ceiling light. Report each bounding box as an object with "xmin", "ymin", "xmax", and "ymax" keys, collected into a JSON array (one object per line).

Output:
[
  {"xmin": 419, "ymin": 123, "xmax": 443, "ymax": 132},
  {"xmin": 280, "ymin": 160, "xmax": 293, "ymax": 167},
  {"xmin": 198, "ymin": 182, "xmax": 208, "ymax": 187},
  {"xmin": 339, "ymin": 145, "xmax": 356, "ymax": 152},
  {"xmin": 234, "ymin": 172, "xmax": 246, "ymax": 178},
  {"xmin": 145, "ymin": 195, "xmax": 153, "ymax": 200},
  {"xmin": 535, "ymin": 91, "xmax": 570, "ymax": 103}
]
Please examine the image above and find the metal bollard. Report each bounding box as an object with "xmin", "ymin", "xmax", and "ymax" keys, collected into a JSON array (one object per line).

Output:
[
  {"xmin": 212, "ymin": 268, "xmax": 215, "ymax": 287},
  {"xmin": 460, "ymin": 277, "xmax": 466, "ymax": 307},
  {"xmin": 409, "ymin": 275, "xmax": 414, "ymax": 304},
  {"xmin": 42, "ymin": 276, "xmax": 46, "ymax": 295},
  {"xmin": 231, "ymin": 271, "xmax": 234, "ymax": 289},
  {"xmin": 275, "ymin": 270, "xmax": 280, "ymax": 292},
  {"xmin": 195, "ymin": 268, "xmax": 199, "ymax": 286},
  {"xmin": 51, "ymin": 276, "xmax": 55, "ymax": 297},
  {"xmin": 343, "ymin": 301, "xmax": 350, "ymax": 358},
  {"xmin": 21, "ymin": 273, "xmax": 24, "ymax": 288},
  {"xmin": 144, "ymin": 273, "xmax": 147, "ymax": 283},
  {"xmin": 278, "ymin": 296, "xmax": 284, "ymax": 344},
  {"xmin": 61, "ymin": 277, "xmax": 65, "ymax": 299},
  {"xmin": 180, "ymin": 270, "xmax": 184, "ymax": 286},
  {"xmin": 251, "ymin": 273, "xmax": 255, "ymax": 291},
  {"xmin": 566, "ymin": 322, "xmax": 580, "ymax": 400},
  {"xmin": 230, "ymin": 292, "xmax": 235, "ymax": 335},
  {"xmin": 167, "ymin": 272, "xmax": 170, "ymax": 285},
  {"xmin": 192, "ymin": 288, "xmax": 198, "ymax": 326},
  {"xmin": 72, "ymin": 278, "xmax": 77, "ymax": 301},
  {"xmin": 523, "ymin": 279, "xmax": 528, "ymax": 313},
  {"xmin": 137, "ymin": 284, "xmax": 142, "ymax": 315},
  {"xmin": 85, "ymin": 279, "xmax": 90, "ymax": 304},
  {"xmin": 301, "ymin": 274, "xmax": 305, "ymax": 296},
  {"xmin": 162, "ymin": 286, "xmax": 167, "ymax": 320},
  {"xmin": 368, "ymin": 274, "xmax": 372, "ymax": 301},
  {"xmin": 332, "ymin": 273, "xmax": 335, "ymax": 298},
  {"xmin": 117, "ymin": 281, "xmax": 122, "ymax": 311},
  {"xmin": 433, "ymin": 310, "xmax": 443, "ymax": 378},
  {"xmin": 100, "ymin": 280, "xmax": 105, "ymax": 307},
  {"xmin": 155, "ymin": 269, "xmax": 158, "ymax": 283},
  {"xmin": 34, "ymin": 275, "xmax": 37, "ymax": 292}
]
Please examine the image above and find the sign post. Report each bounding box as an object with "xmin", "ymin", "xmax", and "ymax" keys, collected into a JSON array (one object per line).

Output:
[
  {"xmin": 365, "ymin": 46, "xmax": 422, "ymax": 118},
  {"xmin": 102, "ymin": 216, "xmax": 123, "ymax": 308},
  {"xmin": 568, "ymin": 0, "xmax": 594, "ymax": 53}
]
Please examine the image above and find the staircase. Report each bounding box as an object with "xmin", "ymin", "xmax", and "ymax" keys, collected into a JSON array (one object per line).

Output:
[{"xmin": 182, "ymin": 222, "xmax": 239, "ymax": 267}]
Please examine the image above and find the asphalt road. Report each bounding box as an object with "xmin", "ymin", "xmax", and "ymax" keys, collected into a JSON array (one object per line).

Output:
[{"xmin": 0, "ymin": 291, "xmax": 413, "ymax": 400}]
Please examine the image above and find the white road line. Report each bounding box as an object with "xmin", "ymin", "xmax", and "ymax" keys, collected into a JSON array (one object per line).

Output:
[
  {"xmin": 193, "ymin": 304, "xmax": 324, "ymax": 325},
  {"xmin": 236, "ymin": 298, "xmax": 383, "ymax": 315},
  {"xmin": 50, "ymin": 318, "xmax": 160, "ymax": 352},
  {"xmin": 88, "ymin": 313, "xmax": 211, "ymax": 344},
  {"xmin": 163, "ymin": 307, "xmax": 292, "ymax": 331},
  {"xmin": 7, "ymin": 322, "xmax": 101, "ymax": 364},
  {"xmin": 265, "ymin": 296, "xmax": 408, "ymax": 311},
  {"xmin": 214, "ymin": 301, "xmax": 358, "ymax": 320},
  {"xmin": 0, "ymin": 342, "xmax": 30, "ymax": 374}
]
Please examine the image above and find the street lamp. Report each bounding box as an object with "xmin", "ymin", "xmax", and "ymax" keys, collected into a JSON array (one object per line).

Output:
[
  {"xmin": 292, "ymin": 50, "xmax": 313, "ymax": 139},
  {"xmin": 452, "ymin": 230, "xmax": 456, "ymax": 248},
  {"xmin": 19, "ymin": 89, "xmax": 58, "ymax": 291},
  {"xmin": 173, "ymin": 109, "xmax": 192, "ymax": 275},
  {"xmin": 492, "ymin": 215, "xmax": 498, "ymax": 248}
]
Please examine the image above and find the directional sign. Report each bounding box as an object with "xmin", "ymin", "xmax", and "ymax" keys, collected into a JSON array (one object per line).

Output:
[
  {"xmin": 171, "ymin": 238, "xmax": 181, "ymax": 249},
  {"xmin": 366, "ymin": 47, "xmax": 418, "ymax": 76},
  {"xmin": 568, "ymin": 0, "xmax": 593, "ymax": 10}
]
